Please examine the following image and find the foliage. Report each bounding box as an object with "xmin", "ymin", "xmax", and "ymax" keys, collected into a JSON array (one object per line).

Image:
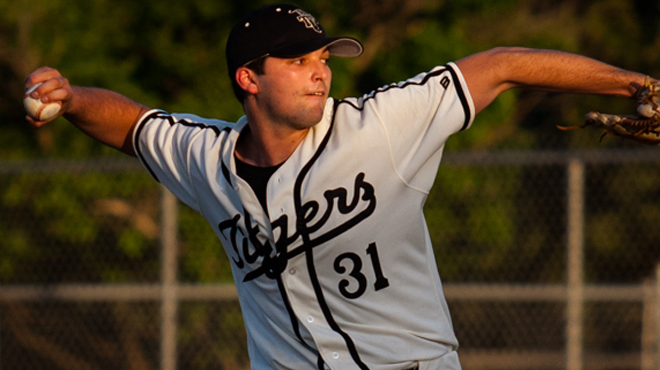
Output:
[{"xmin": 3, "ymin": 0, "xmax": 660, "ymax": 366}]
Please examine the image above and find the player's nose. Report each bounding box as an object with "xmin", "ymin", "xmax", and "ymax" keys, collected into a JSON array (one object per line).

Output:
[{"xmin": 311, "ymin": 60, "xmax": 330, "ymax": 82}]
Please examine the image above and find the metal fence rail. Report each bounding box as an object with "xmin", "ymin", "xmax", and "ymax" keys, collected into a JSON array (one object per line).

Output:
[{"xmin": 3, "ymin": 149, "xmax": 660, "ymax": 370}]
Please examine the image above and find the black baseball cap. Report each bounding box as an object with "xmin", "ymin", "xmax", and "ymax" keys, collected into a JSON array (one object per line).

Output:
[{"xmin": 225, "ymin": 4, "xmax": 364, "ymax": 77}]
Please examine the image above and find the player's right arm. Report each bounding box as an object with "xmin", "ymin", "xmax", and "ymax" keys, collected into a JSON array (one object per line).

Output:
[
  {"xmin": 25, "ymin": 66, "xmax": 150, "ymax": 157},
  {"xmin": 456, "ymin": 47, "xmax": 647, "ymax": 115}
]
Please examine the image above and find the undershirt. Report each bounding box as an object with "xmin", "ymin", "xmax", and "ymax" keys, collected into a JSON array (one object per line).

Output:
[{"xmin": 235, "ymin": 156, "xmax": 283, "ymax": 213}]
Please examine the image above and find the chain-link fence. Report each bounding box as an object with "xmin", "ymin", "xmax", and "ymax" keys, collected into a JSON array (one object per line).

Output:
[{"xmin": 2, "ymin": 149, "xmax": 660, "ymax": 370}]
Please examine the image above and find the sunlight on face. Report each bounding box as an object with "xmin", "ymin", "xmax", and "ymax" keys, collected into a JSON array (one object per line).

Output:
[{"xmin": 253, "ymin": 48, "xmax": 333, "ymax": 131}]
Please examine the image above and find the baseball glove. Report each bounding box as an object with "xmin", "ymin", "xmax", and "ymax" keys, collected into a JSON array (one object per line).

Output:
[{"xmin": 557, "ymin": 76, "xmax": 660, "ymax": 145}]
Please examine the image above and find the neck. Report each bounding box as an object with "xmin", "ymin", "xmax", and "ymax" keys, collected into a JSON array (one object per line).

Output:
[{"xmin": 235, "ymin": 118, "xmax": 309, "ymax": 167}]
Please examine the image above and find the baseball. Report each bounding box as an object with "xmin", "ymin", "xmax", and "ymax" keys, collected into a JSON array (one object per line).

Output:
[
  {"xmin": 24, "ymin": 82, "xmax": 62, "ymax": 121},
  {"xmin": 637, "ymin": 80, "xmax": 660, "ymax": 118},
  {"xmin": 638, "ymin": 99, "xmax": 660, "ymax": 118}
]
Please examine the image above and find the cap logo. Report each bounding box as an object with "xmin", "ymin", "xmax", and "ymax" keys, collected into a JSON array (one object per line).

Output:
[{"xmin": 288, "ymin": 9, "xmax": 322, "ymax": 34}]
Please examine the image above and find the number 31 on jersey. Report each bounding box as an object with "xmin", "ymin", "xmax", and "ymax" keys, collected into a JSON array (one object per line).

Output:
[{"xmin": 333, "ymin": 242, "xmax": 390, "ymax": 299}]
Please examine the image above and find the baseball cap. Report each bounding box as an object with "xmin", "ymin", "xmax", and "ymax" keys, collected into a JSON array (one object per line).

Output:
[{"xmin": 225, "ymin": 4, "xmax": 364, "ymax": 76}]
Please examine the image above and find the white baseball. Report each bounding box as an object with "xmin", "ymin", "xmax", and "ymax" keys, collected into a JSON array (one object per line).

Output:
[
  {"xmin": 638, "ymin": 103, "xmax": 657, "ymax": 118},
  {"xmin": 24, "ymin": 82, "xmax": 62, "ymax": 121},
  {"xmin": 638, "ymin": 99, "xmax": 660, "ymax": 118},
  {"xmin": 638, "ymin": 81, "xmax": 660, "ymax": 118}
]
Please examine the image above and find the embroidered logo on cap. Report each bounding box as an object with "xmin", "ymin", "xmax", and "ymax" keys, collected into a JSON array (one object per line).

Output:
[{"xmin": 289, "ymin": 9, "xmax": 323, "ymax": 34}]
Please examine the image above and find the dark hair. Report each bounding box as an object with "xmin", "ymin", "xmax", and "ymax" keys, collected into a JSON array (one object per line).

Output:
[{"xmin": 230, "ymin": 55, "xmax": 268, "ymax": 103}]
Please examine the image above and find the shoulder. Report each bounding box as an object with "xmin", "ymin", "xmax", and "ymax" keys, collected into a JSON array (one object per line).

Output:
[
  {"xmin": 336, "ymin": 64, "xmax": 462, "ymax": 110},
  {"xmin": 137, "ymin": 110, "xmax": 237, "ymax": 134},
  {"xmin": 133, "ymin": 109, "xmax": 243, "ymax": 163}
]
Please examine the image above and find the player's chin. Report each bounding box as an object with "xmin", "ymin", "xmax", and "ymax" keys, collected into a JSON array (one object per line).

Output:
[
  {"xmin": 291, "ymin": 109, "xmax": 325, "ymax": 129},
  {"xmin": 302, "ymin": 96, "xmax": 327, "ymax": 117},
  {"xmin": 310, "ymin": 106, "xmax": 327, "ymax": 124}
]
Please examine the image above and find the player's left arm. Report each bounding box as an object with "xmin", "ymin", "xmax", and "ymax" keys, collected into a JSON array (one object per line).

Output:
[{"xmin": 455, "ymin": 47, "xmax": 650, "ymax": 115}]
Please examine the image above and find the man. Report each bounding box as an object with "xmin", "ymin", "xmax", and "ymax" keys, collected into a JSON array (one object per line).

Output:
[{"xmin": 25, "ymin": 3, "xmax": 650, "ymax": 369}]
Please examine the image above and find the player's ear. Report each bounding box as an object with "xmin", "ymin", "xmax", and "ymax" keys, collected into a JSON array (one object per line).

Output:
[{"xmin": 236, "ymin": 67, "xmax": 259, "ymax": 96}]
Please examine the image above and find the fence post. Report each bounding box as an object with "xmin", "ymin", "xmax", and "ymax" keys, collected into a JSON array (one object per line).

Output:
[
  {"xmin": 642, "ymin": 279, "xmax": 655, "ymax": 370},
  {"xmin": 160, "ymin": 186, "xmax": 179, "ymax": 370},
  {"xmin": 656, "ymin": 264, "xmax": 660, "ymax": 370},
  {"xmin": 566, "ymin": 158, "xmax": 585, "ymax": 370}
]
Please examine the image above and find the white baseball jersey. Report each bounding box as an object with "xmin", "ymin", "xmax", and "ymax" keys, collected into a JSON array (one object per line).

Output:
[{"xmin": 133, "ymin": 62, "xmax": 474, "ymax": 369}]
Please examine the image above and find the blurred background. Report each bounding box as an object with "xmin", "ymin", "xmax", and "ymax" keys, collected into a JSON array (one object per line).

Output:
[{"xmin": 3, "ymin": 0, "xmax": 660, "ymax": 369}]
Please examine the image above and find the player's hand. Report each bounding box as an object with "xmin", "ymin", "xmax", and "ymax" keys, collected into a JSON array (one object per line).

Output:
[{"xmin": 24, "ymin": 66, "xmax": 74, "ymax": 128}]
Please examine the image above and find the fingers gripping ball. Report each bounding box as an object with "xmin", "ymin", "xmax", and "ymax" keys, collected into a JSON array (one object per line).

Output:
[{"xmin": 24, "ymin": 83, "xmax": 62, "ymax": 121}]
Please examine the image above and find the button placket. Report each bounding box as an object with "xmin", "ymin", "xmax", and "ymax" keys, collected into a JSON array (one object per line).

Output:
[{"xmin": 280, "ymin": 255, "xmax": 361, "ymax": 369}]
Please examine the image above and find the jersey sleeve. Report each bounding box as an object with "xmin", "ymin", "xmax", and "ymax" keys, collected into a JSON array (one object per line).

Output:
[
  {"xmin": 132, "ymin": 109, "xmax": 233, "ymax": 212},
  {"xmin": 358, "ymin": 62, "xmax": 475, "ymax": 192}
]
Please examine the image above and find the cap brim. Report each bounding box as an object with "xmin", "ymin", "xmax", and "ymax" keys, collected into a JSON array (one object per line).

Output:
[
  {"xmin": 269, "ymin": 37, "xmax": 363, "ymax": 59},
  {"xmin": 326, "ymin": 37, "xmax": 364, "ymax": 57}
]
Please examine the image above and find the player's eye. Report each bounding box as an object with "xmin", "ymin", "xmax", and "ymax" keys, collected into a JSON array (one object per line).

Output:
[{"xmin": 321, "ymin": 51, "xmax": 331, "ymax": 64}]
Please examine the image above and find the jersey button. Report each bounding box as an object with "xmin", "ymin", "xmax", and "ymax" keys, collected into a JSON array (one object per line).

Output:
[
  {"xmin": 289, "ymin": 268, "xmax": 296, "ymax": 275},
  {"xmin": 332, "ymin": 352, "xmax": 340, "ymax": 359},
  {"xmin": 306, "ymin": 316, "xmax": 314, "ymax": 323}
]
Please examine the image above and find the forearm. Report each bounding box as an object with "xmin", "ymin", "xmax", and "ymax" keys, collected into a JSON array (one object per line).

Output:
[
  {"xmin": 24, "ymin": 67, "xmax": 150, "ymax": 156},
  {"xmin": 457, "ymin": 47, "xmax": 649, "ymax": 113},
  {"xmin": 64, "ymin": 86, "xmax": 149, "ymax": 156},
  {"xmin": 494, "ymin": 47, "xmax": 644, "ymax": 95}
]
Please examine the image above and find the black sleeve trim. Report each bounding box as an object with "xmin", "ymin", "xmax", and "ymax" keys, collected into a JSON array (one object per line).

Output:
[
  {"xmin": 133, "ymin": 111, "xmax": 232, "ymax": 184},
  {"xmin": 133, "ymin": 110, "xmax": 166, "ymax": 183},
  {"xmin": 445, "ymin": 63, "xmax": 472, "ymax": 131}
]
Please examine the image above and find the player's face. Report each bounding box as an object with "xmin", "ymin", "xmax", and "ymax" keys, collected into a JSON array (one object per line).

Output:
[{"xmin": 254, "ymin": 48, "xmax": 332, "ymax": 131}]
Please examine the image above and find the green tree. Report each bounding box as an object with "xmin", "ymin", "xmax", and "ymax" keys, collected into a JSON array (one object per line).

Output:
[{"xmin": 3, "ymin": 0, "xmax": 660, "ymax": 366}]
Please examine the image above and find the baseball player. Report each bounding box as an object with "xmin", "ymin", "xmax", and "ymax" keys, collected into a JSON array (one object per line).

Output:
[{"xmin": 24, "ymin": 3, "xmax": 652, "ymax": 370}]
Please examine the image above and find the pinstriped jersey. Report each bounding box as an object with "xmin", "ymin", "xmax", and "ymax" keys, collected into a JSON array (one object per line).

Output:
[{"xmin": 133, "ymin": 62, "xmax": 475, "ymax": 369}]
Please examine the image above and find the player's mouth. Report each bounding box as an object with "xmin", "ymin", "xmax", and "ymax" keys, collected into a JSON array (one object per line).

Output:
[
  {"xmin": 306, "ymin": 91, "xmax": 326, "ymax": 97},
  {"xmin": 305, "ymin": 85, "xmax": 327, "ymax": 97}
]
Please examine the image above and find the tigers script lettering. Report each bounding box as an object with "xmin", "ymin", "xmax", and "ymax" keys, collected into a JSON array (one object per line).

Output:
[{"xmin": 217, "ymin": 172, "xmax": 376, "ymax": 282}]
